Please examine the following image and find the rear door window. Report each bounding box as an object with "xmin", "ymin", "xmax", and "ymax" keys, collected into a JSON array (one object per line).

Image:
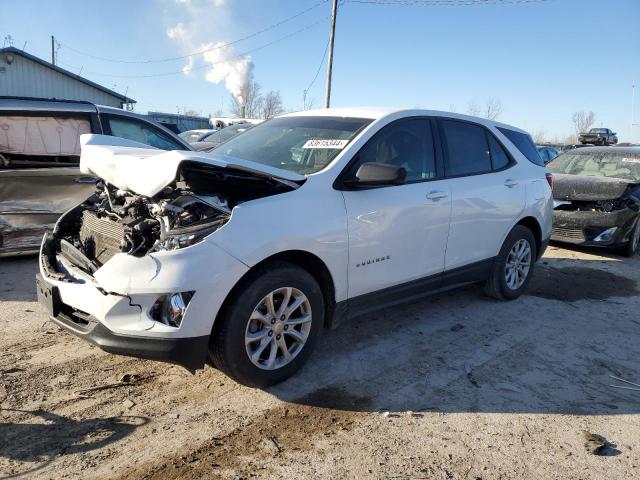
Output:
[
  {"xmin": 105, "ymin": 116, "xmax": 185, "ymax": 150},
  {"xmin": 440, "ymin": 119, "xmax": 491, "ymax": 176},
  {"xmin": 497, "ymin": 127, "xmax": 543, "ymax": 166}
]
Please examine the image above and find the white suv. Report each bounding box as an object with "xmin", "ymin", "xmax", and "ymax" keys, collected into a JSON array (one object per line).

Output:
[{"xmin": 36, "ymin": 108, "xmax": 553, "ymax": 386}]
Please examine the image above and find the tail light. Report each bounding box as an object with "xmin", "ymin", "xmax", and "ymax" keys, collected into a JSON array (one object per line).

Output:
[{"xmin": 545, "ymin": 173, "xmax": 553, "ymax": 189}]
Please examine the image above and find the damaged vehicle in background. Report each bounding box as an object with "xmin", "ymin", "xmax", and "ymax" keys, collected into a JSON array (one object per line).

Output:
[
  {"xmin": 190, "ymin": 123, "xmax": 254, "ymax": 152},
  {"xmin": 547, "ymin": 146, "xmax": 640, "ymax": 256},
  {"xmin": 36, "ymin": 108, "xmax": 552, "ymax": 387},
  {"xmin": 0, "ymin": 97, "xmax": 191, "ymax": 257},
  {"xmin": 578, "ymin": 128, "xmax": 618, "ymax": 146}
]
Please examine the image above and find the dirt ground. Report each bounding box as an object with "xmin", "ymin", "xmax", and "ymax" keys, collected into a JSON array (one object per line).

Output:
[{"xmin": 1, "ymin": 244, "xmax": 639, "ymax": 479}]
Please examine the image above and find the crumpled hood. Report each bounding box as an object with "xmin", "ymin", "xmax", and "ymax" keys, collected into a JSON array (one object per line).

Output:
[
  {"xmin": 552, "ymin": 173, "xmax": 634, "ymax": 201},
  {"xmin": 79, "ymin": 134, "xmax": 305, "ymax": 197}
]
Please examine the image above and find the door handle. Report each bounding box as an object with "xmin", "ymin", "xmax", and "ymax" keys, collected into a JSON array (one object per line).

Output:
[
  {"xmin": 73, "ymin": 177, "xmax": 98, "ymax": 184},
  {"xmin": 504, "ymin": 179, "xmax": 519, "ymax": 188},
  {"xmin": 426, "ymin": 190, "xmax": 448, "ymax": 201}
]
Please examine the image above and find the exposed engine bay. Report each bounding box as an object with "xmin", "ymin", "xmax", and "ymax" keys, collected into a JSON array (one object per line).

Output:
[{"xmin": 43, "ymin": 161, "xmax": 298, "ymax": 275}]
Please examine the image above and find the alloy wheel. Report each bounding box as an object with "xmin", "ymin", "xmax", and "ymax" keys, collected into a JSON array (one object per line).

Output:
[
  {"xmin": 505, "ymin": 239, "xmax": 532, "ymax": 290},
  {"xmin": 245, "ymin": 287, "xmax": 312, "ymax": 370}
]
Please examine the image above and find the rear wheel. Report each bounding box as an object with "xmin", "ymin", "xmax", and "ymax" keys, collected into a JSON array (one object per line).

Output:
[
  {"xmin": 622, "ymin": 219, "xmax": 640, "ymax": 257},
  {"xmin": 210, "ymin": 261, "xmax": 324, "ymax": 387},
  {"xmin": 484, "ymin": 225, "xmax": 537, "ymax": 300}
]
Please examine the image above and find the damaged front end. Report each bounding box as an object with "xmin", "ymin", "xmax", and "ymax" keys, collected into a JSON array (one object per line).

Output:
[
  {"xmin": 43, "ymin": 159, "xmax": 296, "ymax": 276},
  {"xmin": 38, "ymin": 137, "xmax": 301, "ymax": 370},
  {"xmin": 551, "ymin": 174, "xmax": 640, "ymax": 246}
]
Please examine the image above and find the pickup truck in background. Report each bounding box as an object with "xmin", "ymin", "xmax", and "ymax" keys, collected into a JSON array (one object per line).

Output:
[{"xmin": 579, "ymin": 128, "xmax": 618, "ymax": 146}]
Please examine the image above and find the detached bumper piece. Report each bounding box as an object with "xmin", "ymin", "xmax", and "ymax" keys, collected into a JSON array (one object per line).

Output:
[{"xmin": 36, "ymin": 273, "xmax": 209, "ymax": 372}]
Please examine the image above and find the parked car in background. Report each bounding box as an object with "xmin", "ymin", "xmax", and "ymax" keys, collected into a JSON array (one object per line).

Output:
[
  {"xmin": 191, "ymin": 123, "xmax": 254, "ymax": 151},
  {"xmin": 547, "ymin": 146, "xmax": 640, "ymax": 256},
  {"xmin": 579, "ymin": 128, "xmax": 618, "ymax": 146},
  {"xmin": 561, "ymin": 144, "xmax": 591, "ymax": 152},
  {"xmin": 536, "ymin": 145, "xmax": 559, "ymax": 165},
  {"xmin": 36, "ymin": 108, "xmax": 552, "ymax": 386},
  {"xmin": 179, "ymin": 129, "xmax": 217, "ymax": 143},
  {"xmin": 0, "ymin": 97, "xmax": 191, "ymax": 257}
]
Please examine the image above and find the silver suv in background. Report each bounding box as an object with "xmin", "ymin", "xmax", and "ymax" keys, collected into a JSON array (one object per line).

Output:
[{"xmin": 0, "ymin": 97, "xmax": 192, "ymax": 256}]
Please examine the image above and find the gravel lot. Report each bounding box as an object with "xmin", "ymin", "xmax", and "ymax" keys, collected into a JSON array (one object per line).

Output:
[{"xmin": 1, "ymin": 245, "xmax": 639, "ymax": 479}]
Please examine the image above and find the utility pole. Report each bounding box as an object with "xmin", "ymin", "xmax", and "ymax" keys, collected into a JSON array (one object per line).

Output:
[
  {"xmin": 324, "ymin": 0, "xmax": 338, "ymax": 108},
  {"xmin": 51, "ymin": 35, "xmax": 55, "ymax": 65}
]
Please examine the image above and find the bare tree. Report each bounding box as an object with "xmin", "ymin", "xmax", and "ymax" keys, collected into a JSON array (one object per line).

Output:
[
  {"xmin": 302, "ymin": 90, "xmax": 315, "ymax": 111},
  {"xmin": 533, "ymin": 129, "xmax": 547, "ymax": 144},
  {"xmin": 467, "ymin": 98, "xmax": 503, "ymax": 120},
  {"xmin": 572, "ymin": 110, "xmax": 596, "ymax": 135},
  {"xmin": 467, "ymin": 100, "xmax": 481, "ymax": 117},
  {"xmin": 229, "ymin": 80, "xmax": 263, "ymax": 118},
  {"xmin": 483, "ymin": 97, "xmax": 503, "ymax": 120},
  {"xmin": 262, "ymin": 91, "xmax": 284, "ymax": 119}
]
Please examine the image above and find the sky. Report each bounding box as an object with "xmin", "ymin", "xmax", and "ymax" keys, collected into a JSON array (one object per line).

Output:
[{"xmin": 1, "ymin": 0, "xmax": 639, "ymax": 141}]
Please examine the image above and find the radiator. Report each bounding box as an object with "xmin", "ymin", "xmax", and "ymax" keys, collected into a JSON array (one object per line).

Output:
[{"xmin": 79, "ymin": 210, "xmax": 125, "ymax": 265}]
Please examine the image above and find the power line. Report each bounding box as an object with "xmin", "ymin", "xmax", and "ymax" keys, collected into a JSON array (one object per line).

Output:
[
  {"xmin": 56, "ymin": 17, "xmax": 329, "ymax": 79},
  {"xmin": 347, "ymin": 0, "xmax": 551, "ymax": 5},
  {"xmin": 305, "ymin": 40, "xmax": 330, "ymax": 94},
  {"xmin": 58, "ymin": 0, "xmax": 329, "ymax": 64}
]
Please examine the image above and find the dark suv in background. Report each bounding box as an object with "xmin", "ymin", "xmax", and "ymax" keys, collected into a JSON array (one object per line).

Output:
[{"xmin": 0, "ymin": 97, "xmax": 191, "ymax": 257}]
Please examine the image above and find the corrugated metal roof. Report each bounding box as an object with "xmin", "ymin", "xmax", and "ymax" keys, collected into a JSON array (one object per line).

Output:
[{"xmin": 0, "ymin": 47, "xmax": 135, "ymax": 104}]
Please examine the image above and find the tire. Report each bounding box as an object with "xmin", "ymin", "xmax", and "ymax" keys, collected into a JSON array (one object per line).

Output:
[
  {"xmin": 210, "ymin": 261, "xmax": 324, "ymax": 387},
  {"xmin": 621, "ymin": 219, "xmax": 640, "ymax": 257},
  {"xmin": 484, "ymin": 225, "xmax": 537, "ymax": 301}
]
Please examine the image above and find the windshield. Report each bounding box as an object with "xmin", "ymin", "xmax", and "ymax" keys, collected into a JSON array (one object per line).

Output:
[
  {"xmin": 590, "ymin": 128, "xmax": 608, "ymax": 133},
  {"xmin": 215, "ymin": 116, "xmax": 372, "ymax": 174},
  {"xmin": 203, "ymin": 124, "xmax": 249, "ymax": 143},
  {"xmin": 180, "ymin": 130, "xmax": 209, "ymax": 142},
  {"xmin": 547, "ymin": 151, "xmax": 640, "ymax": 182}
]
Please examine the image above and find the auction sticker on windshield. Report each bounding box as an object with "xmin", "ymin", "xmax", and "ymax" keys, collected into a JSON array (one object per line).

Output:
[{"xmin": 302, "ymin": 139, "xmax": 349, "ymax": 149}]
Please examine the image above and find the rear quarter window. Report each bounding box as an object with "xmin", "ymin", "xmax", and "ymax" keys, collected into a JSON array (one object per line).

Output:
[{"xmin": 497, "ymin": 127, "xmax": 543, "ymax": 166}]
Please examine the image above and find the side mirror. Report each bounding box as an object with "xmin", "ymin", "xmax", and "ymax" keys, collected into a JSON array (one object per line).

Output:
[{"xmin": 353, "ymin": 162, "xmax": 406, "ymax": 186}]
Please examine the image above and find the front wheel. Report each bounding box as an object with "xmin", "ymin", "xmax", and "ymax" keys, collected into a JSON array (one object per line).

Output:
[
  {"xmin": 210, "ymin": 261, "xmax": 324, "ymax": 387},
  {"xmin": 484, "ymin": 225, "xmax": 537, "ymax": 300}
]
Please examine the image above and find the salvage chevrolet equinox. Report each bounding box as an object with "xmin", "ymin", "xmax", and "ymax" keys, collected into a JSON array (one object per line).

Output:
[{"xmin": 36, "ymin": 108, "xmax": 553, "ymax": 387}]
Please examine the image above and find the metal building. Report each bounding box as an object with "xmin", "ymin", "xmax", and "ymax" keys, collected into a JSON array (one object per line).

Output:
[{"xmin": 0, "ymin": 47, "xmax": 135, "ymax": 108}]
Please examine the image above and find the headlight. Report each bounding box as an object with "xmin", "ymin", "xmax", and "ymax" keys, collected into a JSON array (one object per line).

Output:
[{"xmin": 153, "ymin": 223, "xmax": 219, "ymax": 252}]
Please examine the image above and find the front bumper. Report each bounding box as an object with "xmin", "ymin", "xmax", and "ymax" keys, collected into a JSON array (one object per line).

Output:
[
  {"xmin": 37, "ymin": 232, "xmax": 249, "ymax": 370},
  {"xmin": 37, "ymin": 273, "xmax": 209, "ymax": 371},
  {"xmin": 579, "ymin": 136, "xmax": 604, "ymax": 144},
  {"xmin": 551, "ymin": 208, "xmax": 637, "ymax": 247}
]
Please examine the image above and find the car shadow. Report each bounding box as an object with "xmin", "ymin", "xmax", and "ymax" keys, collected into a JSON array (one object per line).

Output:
[
  {"xmin": 270, "ymin": 255, "xmax": 640, "ymax": 416},
  {"xmin": 0, "ymin": 255, "xmax": 38, "ymax": 302},
  {"xmin": 0, "ymin": 409, "xmax": 148, "ymax": 479}
]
